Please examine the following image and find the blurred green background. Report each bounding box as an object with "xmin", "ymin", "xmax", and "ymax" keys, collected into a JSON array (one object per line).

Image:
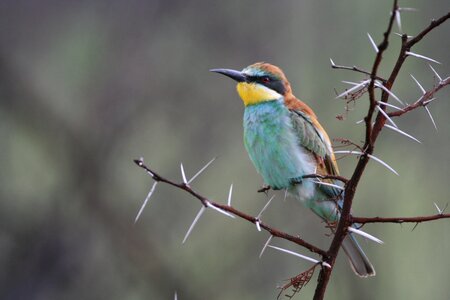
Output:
[{"xmin": 1, "ymin": 1, "xmax": 449, "ymax": 299}]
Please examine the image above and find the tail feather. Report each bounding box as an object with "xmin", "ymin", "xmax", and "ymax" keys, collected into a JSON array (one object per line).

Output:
[
  {"xmin": 342, "ymin": 233, "xmax": 376, "ymax": 277},
  {"xmin": 290, "ymin": 185, "xmax": 376, "ymax": 277}
]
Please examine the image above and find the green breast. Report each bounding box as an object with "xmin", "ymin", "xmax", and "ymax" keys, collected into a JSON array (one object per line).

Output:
[{"xmin": 243, "ymin": 100, "xmax": 315, "ymax": 190}]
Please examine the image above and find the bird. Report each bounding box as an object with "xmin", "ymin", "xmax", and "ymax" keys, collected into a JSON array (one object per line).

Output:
[{"xmin": 211, "ymin": 62, "xmax": 375, "ymax": 277}]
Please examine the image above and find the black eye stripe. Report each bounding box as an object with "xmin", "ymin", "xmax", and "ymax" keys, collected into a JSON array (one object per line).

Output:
[
  {"xmin": 246, "ymin": 75, "xmax": 286, "ymax": 95},
  {"xmin": 247, "ymin": 75, "xmax": 274, "ymax": 83}
]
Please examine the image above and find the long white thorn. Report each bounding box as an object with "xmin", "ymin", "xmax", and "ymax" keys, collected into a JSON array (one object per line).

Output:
[
  {"xmin": 180, "ymin": 163, "xmax": 188, "ymax": 184},
  {"xmin": 399, "ymin": 7, "xmax": 418, "ymax": 12},
  {"xmin": 187, "ymin": 157, "xmax": 216, "ymax": 184},
  {"xmin": 342, "ymin": 80, "xmax": 360, "ymax": 86},
  {"xmin": 348, "ymin": 227, "xmax": 384, "ymax": 244},
  {"xmin": 429, "ymin": 64, "xmax": 442, "ymax": 82},
  {"xmin": 268, "ymin": 245, "xmax": 323, "ymax": 265},
  {"xmin": 377, "ymin": 101, "xmax": 404, "ymax": 112},
  {"xmin": 336, "ymin": 79, "xmax": 370, "ymax": 99},
  {"xmin": 206, "ymin": 202, "xmax": 235, "ymax": 219},
  {"xmin": 395, "ymin": 10, "xmax": 402, "ymax": 32},
  {"xmin": 367, "ymin": 153, "xmax": 399, "ymax": 176},
  {"xmin": 330, "ymin": 58, "xmax": 336, "ymax": 66},
  {"xmin": 394, "ymin": 32, "xmax": 413, "ymax": 38},
  {"xmin": 334, "ymin": 150, "xmax": 364, "ymax": 155},
  {"xmin": 174, "ymin": 291, "xmax": 178, "ymax": 300},
  {"xmin": 255, "ymin": 221, "xmax": 261, "ymax": 232},
  {"xmin": 384, "ymin": 124, "xmax": 421, "ymax": 144},
  {"xmin": 424, "ymin": 106, "xmax": 438, "ymax": 131},
  {"xmin": 134, "ymin": 181, "xmax": 158, "ymax": 224},
  {"xmin": 182, "ymin": 206, "xmax": 206, "ymax": 244},
  {"xmin": 375, "ymin": 81, "xmax": 404, "ymax": 105},
  {"xmin": 268, "ymin": 245, "xmax": 331, "ymax": 268},
  {"xmin": 312, "ymin": 180, "xmax": 345, "ymax": 191},
  {"xmin": 227, "ymin": 184, "xmax": 233, "ymax": 206},
  {"xmin": 367, "ymin": 33, "xmax": 379, "ymax": 53},
  {"xmin": 257, "ymin": 195, "xmax": 275, "ymax": 219},
  {"xmin": 376, "ymin": 105, "xmax": 398, "ymax": 128},
  {"xmin": 259, "ymin": 235, "xmax": 273, "ymax": 258},
  {"xmin": 406, "ymin": 51, "xmax": 441, "ymax": 64},
  {"xmin": 423, "ymin": 97, "xmax": 437, "ymax": 106},
  {"xmin": 334, "ymin": 150, "xmax": 399, "ymax": 176},
  {"xmin": 284, "ymin": 189, "xmax": 288, "ymax": 202},
  {"xmin": 433, "ymin": 202, "xmax": 443, "ymax": 214}
]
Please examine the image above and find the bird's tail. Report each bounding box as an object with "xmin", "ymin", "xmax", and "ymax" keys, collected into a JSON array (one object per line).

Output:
[{"xmin": 342, "ymin": 233, "xmax": 376, "ymax": 277}]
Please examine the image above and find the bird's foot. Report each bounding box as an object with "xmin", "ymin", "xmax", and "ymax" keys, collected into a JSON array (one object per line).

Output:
[
  {"xmin": 257, "ymin": 185, "xmax": 271, "ymax": 193},
  {"xmin": 289, "ymin": 176, "xmax": 303, "ymax": 185}
]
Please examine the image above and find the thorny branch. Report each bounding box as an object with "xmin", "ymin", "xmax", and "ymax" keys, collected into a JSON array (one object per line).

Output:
[
  {"xmin": 313, "ymin": 1, "xmax": 402, "ymax": 298},
  {"xmin": 133, "ymin": 159, "xmax": 327, "ymax": 256},
  {"xmin": 388, "ymin": 76, "xmax": 450, "ymax": 117},
  {"xmin": 133, "ymin": 2, "xmax": 450, "ymax": 299},
  {"xmin": 352, "ymin": 214, "xmax": 450, "ymax": 225},
  {"xmin": 330, "ymin": 60, "xmax": 386, "ymax": 82},
  {"xmin": 313, "ymin": 2, "xmax": 450, "ymax": 300}
]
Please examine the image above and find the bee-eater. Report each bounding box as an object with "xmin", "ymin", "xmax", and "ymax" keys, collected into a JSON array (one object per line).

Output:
[{"xmin": 211, "ymin": 62, "xmax": 375, "ymax": 277}]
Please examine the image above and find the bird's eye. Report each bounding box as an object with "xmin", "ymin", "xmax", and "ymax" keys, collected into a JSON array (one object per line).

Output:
[{"xmin": 262, "ymin": 76, "xmax": 270, "ymax": 83}]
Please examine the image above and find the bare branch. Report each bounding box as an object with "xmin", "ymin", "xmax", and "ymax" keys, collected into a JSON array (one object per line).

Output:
[
  {"xmin": 407, "ymin": 12, "xmax": 450, "ymax": 47},
  {"xmin": 352, "ymin": 214, "xmax": 450, "ymax": 224},
  {"xmin": 388, "ymin": 76, "xmax": 450, "ymax": 118},
  {"xmin": 330, "ymin": 60, "xmax": 386, "ymax": 82},
  {"xmin": 133, "ymin": 159, "xmax": 327, "ymax": 256}
]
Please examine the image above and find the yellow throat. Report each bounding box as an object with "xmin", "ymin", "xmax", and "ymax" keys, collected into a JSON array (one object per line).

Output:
[{"xmin": 237, "ymin": 82, "xmax": 282, "ymax": 106}]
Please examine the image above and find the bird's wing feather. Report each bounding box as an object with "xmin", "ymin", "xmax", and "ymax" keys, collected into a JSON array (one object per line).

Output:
[{"xmin": 287, "ymin": 100, "xmax": 342, "ymax": 198}]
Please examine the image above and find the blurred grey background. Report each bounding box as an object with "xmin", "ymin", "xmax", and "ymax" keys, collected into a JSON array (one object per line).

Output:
[{"xmin": 1, "ymin": 0, "xmax": 449, "ymax": 299}]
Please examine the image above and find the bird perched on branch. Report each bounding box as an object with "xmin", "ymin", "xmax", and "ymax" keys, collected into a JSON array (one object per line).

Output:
[{"xmin": 211, "ymin": 62, "xmax": 375, "ymax": 277}]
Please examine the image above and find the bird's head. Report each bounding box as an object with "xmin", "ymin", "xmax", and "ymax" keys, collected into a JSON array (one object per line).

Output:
[{"xmin": 211, "ymin": 62, "xmax": 293, "ymax": 106}]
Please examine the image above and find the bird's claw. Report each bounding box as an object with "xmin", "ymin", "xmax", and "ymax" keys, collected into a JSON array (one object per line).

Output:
[
  {"xmin": 290, "ymin": 176, "xmax": 303, "ymax": 185},
  {"xmin": 257, "ymin": 185, "xmax": 271, "ymax": 193}
]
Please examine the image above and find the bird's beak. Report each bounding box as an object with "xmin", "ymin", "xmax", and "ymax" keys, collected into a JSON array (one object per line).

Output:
[{"xmin": 210, "ymin": 68, "xmax": 247, "ymax": 82}]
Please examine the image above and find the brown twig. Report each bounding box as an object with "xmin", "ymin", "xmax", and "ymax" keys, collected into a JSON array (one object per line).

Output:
[
  {"xmin": 133, "ymin": 159, "xmax": 327, "ymax": 256},
  {"xmin": 407, "ymin": 12, "xmax": 450, "ymax": 47},
  {"xmin": 352, "ymin": 214, "xmax": 450, "ymax": 224},
  {"xmin": 331, "ymin": 63, "xmax": 386, "ymax": 82},
  {"xmin": 388, "ymin": 76, "xmax": 450, "ymax": 117}
]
